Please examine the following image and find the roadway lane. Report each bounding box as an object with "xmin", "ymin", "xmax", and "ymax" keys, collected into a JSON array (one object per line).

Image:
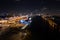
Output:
[{"xmin": 0, "ymin": 27, "xmax": 31, "ymax": 40}]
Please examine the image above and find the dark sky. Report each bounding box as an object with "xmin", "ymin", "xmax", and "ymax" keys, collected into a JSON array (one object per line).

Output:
[{"xmin": 0, "ymin": 0, "xmax": 60, "ymax": 13}]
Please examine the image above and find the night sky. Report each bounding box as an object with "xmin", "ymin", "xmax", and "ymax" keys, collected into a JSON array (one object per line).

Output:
[{"xmin": 0, "ymin": 0, "xmax": 60, "ymax": 14}]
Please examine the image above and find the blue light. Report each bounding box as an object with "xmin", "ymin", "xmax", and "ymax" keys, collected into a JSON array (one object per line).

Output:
[
  {"xmin": 20, "ymin": 20, "xmax": 30, "ymax": 25},
  {"xmin": 20, "ymin": 20, "xmax": 25, "ymax": 23}
]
